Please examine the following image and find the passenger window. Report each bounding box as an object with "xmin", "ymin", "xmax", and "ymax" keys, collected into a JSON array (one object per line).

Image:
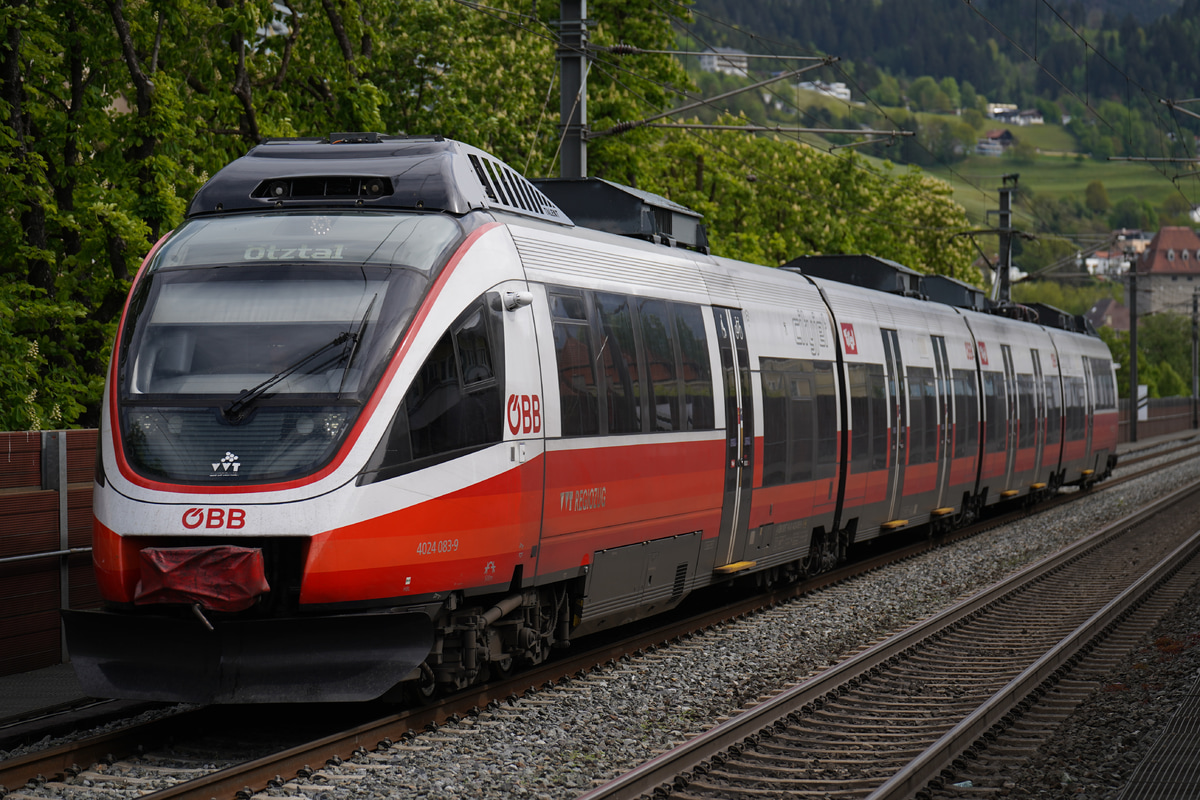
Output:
[
  {"xmin": 907, "ymin": 367, "xmax": 937, "ymax": 464},
  {"xmin": 982, "ymin": 372, "xmax": 1007, "ymax": 451},
  {"xmin": 1017, "ymin": 374, "xmax": 1036, "ymax": 448},
  {"xmin": 675, "ymin": 303, "xmax": 715, "ymax": 430},
  {"xmin": 952, "ymin": 369, "xmax": 978, "ymax": 458},
  {"xmin": 638, "ymin": 299, "xmax": 680, "ymax": 431},
  {"xmin": 1045, "ymin": 375, "xmax": 1062, "ymax": 445},
  {"xmin": 849, "ymin": 362, "xmax": 888, "ymax": 472},
  {"xmin": 552, "ymin": 289, "xmax": 599, "ymax": 436},
  {"xmin": 595, "ymin": 293, "xmax": 642, "ymax": 434},
  {"xmin": 761, "ymin": 358, "xmax": 837, "ymax": 487}
]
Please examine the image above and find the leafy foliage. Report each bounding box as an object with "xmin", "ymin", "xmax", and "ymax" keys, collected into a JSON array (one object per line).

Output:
[{"xmin": 0, "ymin": 0, "xmax": 979, "ymax": 431}]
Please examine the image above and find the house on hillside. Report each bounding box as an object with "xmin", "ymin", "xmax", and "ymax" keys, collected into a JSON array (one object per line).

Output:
[
  {"xmin": 990, "ymin": 107, "xmax": 1043, "ymax": 126},
  {"xmin": 699, "ymin": 47, "xmax": 748, "ymax": 76},
  {"xmin": 1115, "ymin": 229, "xmax": 1153, "ymax": 257},
  {"xmin": 1085, "ymin": 250, "xmax": 1129, "ymax": 277},
  {"xmin": 977, "ymin": 129, "xmax": 1017, "ymax": 156},
  {"xmin": 796, "ymin": 80, "xmax": 851, "ymax": 102},
  {"xmin": 1085, "ymin": 297, "xmax": 1129, "ymax": 332},
  {"xmin": 1129, "ymin": 226, "xmax": 1200, "ymax": 315}
]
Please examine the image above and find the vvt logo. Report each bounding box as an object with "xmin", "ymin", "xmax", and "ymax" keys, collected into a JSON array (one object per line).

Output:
[{"xmin": 212, "ymin": 451, "xmax": 240, "ymax": 474}]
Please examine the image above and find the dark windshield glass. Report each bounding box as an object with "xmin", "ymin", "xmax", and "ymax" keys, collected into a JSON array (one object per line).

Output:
[{"xmin": 116, "ymin": 212, "xmax": 463, "ymax": 485}]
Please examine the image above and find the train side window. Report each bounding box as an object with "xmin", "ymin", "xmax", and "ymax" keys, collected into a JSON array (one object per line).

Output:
[
  {"xmin": 674, "ymin": 303, "xmax": 715, "ymax": 430},
  {"xmin": 595, "ymin": 292, "xmax": 642, "ymax": 434},
  {"xmin": 638, "ymin": 298, "xmax": 680, "ymax": 431},
  {"xmin": 1089, "ymin": 358, "xmax": 1116, "ymax": 410},
  {"xmin": 907, "ymin": 367, "xmax": 937, "ymax": 464},
  {"xmin": 360, "ymin": 296, "xmax": 502, "ymax": 483},
  {"xmin": 1064, "ymin": 376, "xmax": 1086, "ymax": 441},
  {"xmin": 551, "ymin": 289, "xmax": 600, "ymax": 436},
  {"xmin": 762, "ymin": 359, "xmax": 812, "ymax": 485},
  {"xmin": 849, "ymin": 362, "xmax": 888, "ymax": 472},
  {"xmin": 455, "ymin": 306, "xmax": 495, "ymax": 388},
  {"xmin": 814, "ymin": 361, "xmax": 837, "ymax": 477},
  {"xmin": 1017, "ymin": 374, "xmax": 1036, "ymax": 448},
  {"xmin": 951, "ymin": 369, "xmax": 978, "ymax": 458},
  {"xmin": 982, "ymin": 371, "xmax": 1006, "ymax": 451}
]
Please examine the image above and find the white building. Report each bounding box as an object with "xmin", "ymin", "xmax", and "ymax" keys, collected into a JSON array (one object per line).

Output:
[
  {"xmin": 796, "ymin": 81, "xmax": 851, "ymax": 102},
  {"xmin": 699, "ymin": 47, "xmax": 749, "ymax": 77}
]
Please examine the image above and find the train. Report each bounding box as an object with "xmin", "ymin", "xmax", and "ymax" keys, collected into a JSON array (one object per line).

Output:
[{"xmin": 63, "ymin": 134, "xmax": 1119, "ymax": 703}]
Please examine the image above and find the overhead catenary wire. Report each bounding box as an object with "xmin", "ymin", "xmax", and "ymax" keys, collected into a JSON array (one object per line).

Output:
[{"xmin": 446, "ymin": 0, "xmax": 977, "ymax": 238}]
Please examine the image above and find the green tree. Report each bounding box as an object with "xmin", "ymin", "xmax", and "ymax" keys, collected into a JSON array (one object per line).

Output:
[
  {"xmin": 1085, "ymin": 180, "xmax": 1111, "ymax": 214},
  {"xmin": 0, "ymin": 0, "xmax": 984, "ymax": 431},
  {"xmin": 1109, "ymin": 196, "xmax": 1159, "ymax": 229}
]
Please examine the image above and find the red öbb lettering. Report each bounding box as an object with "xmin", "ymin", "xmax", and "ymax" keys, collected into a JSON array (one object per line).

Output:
[
  {"xmin": 506, "ymin": 394, "xmax": 542, "ymax": 434},
  {"xmin": 182, "ymin": 507, "xmax": 247, "ymax": 530}
]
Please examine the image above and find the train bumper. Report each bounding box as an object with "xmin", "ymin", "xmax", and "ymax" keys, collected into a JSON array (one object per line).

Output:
[{"xmin": 62, "ymin": 608, "xmax": 434, "ymax": 704}]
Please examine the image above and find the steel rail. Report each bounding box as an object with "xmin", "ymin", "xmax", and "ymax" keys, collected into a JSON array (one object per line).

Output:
[
  {"xmin": 870, "ymin": 526, "xmax": 1200, "ymax": 799},
  {"xmin": 576, "ymin": 475, "xmax": 1200, "ymax": 800}
]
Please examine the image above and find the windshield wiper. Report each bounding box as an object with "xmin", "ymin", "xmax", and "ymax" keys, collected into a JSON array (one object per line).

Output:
[
  {"xmin": 222, "ymin": 331, "xmax": 355, "ymax": 423},
  {"xmin": 337, "ymin": 293, "xmax": 378, "ymax": 395}
]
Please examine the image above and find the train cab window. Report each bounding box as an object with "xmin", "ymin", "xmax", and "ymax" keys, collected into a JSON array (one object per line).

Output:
[
  {"xmin": 595, "ymin": 293, "xmax": 642, "ymax": 434},
  {"xmin": 907, "ymin": 367, "xmax": 938, "ymax": 464},
  {"xmin": 675, "ymin": 303, "xmax": 715, "ymax": 430},
  {"xmin": 951, "ymin": 369, "xmax": 978, "ymax": 458},
  {"xmin": 982, "ymin": 372, "xmax": 1007, "ymax": 451},
  {"xmin": 760, "ymin": 358, "xmax": 837, "ymax": 487},
  {"xmin": 848, "ymin": 362, "xmax": 888, "ymax": 472},
  {"xmin": 360, "ymin": 295, "xmax": 503, "ymax": 483},
  {"xmin": 551, "ymin": 290, "xmax": 600, "ymax": 436},
  {"xmin": 639, "ymin": 299, "xmax": 681, "ymax": 431},
  {"xmin": 1017, "ymin": 374, "xmax": 1036, "ymax": 449}
]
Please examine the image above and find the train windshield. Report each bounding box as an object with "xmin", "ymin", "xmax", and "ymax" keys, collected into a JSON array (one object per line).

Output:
[{"xmin": 116, "ymin": 212, "xmax": 463, "ymax": 484}]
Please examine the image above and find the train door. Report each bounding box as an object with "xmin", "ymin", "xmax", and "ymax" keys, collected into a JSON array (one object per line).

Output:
[
  {"xmin": 713, "ymin": 307, "xmax": 754, "ymax": 570},
  {"xmin": 881, "ymin": 329, "xmax": 907, "ymax": 523},
  {"xmin": 1031, "ymin": 349, "xmax": 1046, "ymax": 478},
  {"xmin": 1000, "ymin": 344, "xmax": 1018, "ymax": 490},
  {"xmin": 931, "ymin": 335, "xmax": 953, "ymax": 509}
]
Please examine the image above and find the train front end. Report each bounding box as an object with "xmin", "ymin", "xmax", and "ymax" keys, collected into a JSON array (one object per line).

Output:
[{"xmin": 64, "ymin": 135, "xmax": 555, "ymax": 703}]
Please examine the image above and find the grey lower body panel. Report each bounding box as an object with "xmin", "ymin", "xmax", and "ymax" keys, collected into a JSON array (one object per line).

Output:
[{"xmin": 62, "ymin": 607, "xmax": 434, "ymax": 704}]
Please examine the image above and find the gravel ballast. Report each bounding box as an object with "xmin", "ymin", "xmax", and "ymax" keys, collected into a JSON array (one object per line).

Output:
[{"xmin": 263, "ymin": 445, "xmax": 1200, "ymax": 800}]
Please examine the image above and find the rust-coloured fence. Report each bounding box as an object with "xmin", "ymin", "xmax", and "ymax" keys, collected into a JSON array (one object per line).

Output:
[{"xmin": 2, "ymin": 401, "xmax": 1198, "ymax": 678}]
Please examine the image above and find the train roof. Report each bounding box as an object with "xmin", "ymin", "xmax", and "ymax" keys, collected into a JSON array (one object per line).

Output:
[
  {"xmin": 185, "ymin": 133, "xmax": 573, "ymax": 225},
  {"xmin": 786, "ymin": 253, "xmax": 1098, "ymax": 337},
  {"xmin": 531, "ymin": 178, "xmax": 710, "ymax": 254}
]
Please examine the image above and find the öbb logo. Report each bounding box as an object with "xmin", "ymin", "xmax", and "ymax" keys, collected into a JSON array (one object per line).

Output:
[
  {"xmin": 506, "ymin": 394, "xmax": 542, "ymax": 435},
  {"xmin": 182, "ymin": 508, "xmax": 247, "ymax": 530}
]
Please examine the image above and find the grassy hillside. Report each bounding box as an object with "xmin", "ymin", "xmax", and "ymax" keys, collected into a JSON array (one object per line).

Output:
[{"xmin": 927, "ymin": 152, "xmax": 1175, "ymax": 225}]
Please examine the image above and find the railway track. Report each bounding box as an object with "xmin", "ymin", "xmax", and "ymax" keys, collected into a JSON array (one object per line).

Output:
[
  {"xmin": 3, "ymin": 442, "xmax": 1199, "ymax": 800},
  {"xmin": 578, "ymin": 475, "xmax": 1200, "ymax": 800}
]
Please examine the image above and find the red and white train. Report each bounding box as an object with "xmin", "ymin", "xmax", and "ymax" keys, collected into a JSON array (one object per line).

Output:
[{"xmin": 64, "ymin": 135, "xmax": 1119, "ymax": 703}]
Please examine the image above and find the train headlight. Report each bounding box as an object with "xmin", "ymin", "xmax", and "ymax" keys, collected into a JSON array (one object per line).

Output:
[
  {"xmin": 296, "ymin": 416, "xmax": 315, "ymax": 436},
  {"xmin": 322, "ymin": 413, "xmax": 347, "ymax": 438}
]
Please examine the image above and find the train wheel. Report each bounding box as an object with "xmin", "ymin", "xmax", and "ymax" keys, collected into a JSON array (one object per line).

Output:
[
  {"xmin": 804, "ymin": 529, "xmax": 844, "ymax": 575},
  {"xmin": 406, "ymin": 662, "xmax": 438, "ymax": 703}
]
